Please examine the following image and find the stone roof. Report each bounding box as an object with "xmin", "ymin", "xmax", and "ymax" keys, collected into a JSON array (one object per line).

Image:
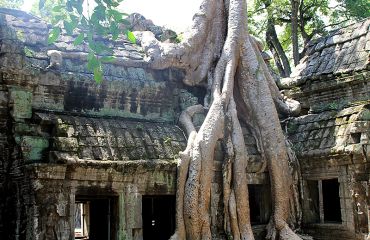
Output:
[
  {"xmin": 287, "ymin": 103, "xmax": 370, "ymax": 160},
  {"xmin": 281, "ymin": 18, "xmax": 370, "ymax": 88},
  {"xmin": 24, "ymin": 112, "xmax": 187, "ymax": 162}
]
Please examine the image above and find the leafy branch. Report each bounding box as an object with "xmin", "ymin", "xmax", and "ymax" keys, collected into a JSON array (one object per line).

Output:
[{"xmin": 40, "ymin": 0, "xmax": 136, "ymax": 83}]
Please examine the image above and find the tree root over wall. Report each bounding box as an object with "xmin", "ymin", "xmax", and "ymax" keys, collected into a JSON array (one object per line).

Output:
[{"xmin": 136, "ymin": 0, "xmax": 302, "ymax": 239}]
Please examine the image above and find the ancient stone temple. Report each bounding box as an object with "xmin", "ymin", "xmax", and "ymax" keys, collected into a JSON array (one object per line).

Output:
[
  {"xmin": 0, "ymin": 7, "xmax": 369, "ymax": 240},
  {"xmin": 281, "ymin": 18, "xmax": 370, "ymax": 240},
  {"xmin": 0, "ymin": 8, "xmax": 197, "ymax": 240}
]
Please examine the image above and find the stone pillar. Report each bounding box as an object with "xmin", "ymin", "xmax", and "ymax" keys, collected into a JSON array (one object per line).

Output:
[
  {"xmin": 318, "ymin": 180, "xmax": 324, "ymax": 223},
  {"xmin": 117, "ymin": 190, "xmax": 127, "ymax": 240},
  {"xmin": 339, "ymin": 167, "xmax": 355, "ymax": 231},
  {"xmin": 367, "ymin": 181, "xmax": 370, "ymax": 240},
  {"xmin": 25, "ymin": 165, "xmax": 71, "ymax": 240},
  {"xmin": 69, "ymin": 185, "xmax": 77, "ymax": 240},
  {"xmin": 125, "ymin": 184, "xmax": 143, "ymax": 240}
]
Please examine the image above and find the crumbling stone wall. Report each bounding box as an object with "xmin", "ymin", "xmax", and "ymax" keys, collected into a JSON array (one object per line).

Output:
[
  {"xmin": 0, "ymin": 8, "xmax": 200, "ymax": 240},
  {"xmin": 0, "ymin": 7, "xmax": 369, "ymax": 240}
]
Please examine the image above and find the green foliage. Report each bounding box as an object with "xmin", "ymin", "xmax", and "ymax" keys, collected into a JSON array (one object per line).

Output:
[
  {"xmin": 37, "ymin": 0, "xmax": 135, "ymax": 83},
  {"xmin": 127, "ymin": 30, "xmax": 136, "ymax": 44},
  {"xmin": 249, "ymin": 0, "xmax": 370, "ymax": 73},
  {"xmin": 336, "ymin": 0, "xmax": 370, "ymax": 20},
  {"xmin": 48, "ymin": 27, "xmax": 61, "ymax": 44},
  {"xmin": 73, "ymin": 32, "xmax": 84, "ymax": 45},
  {"xmin": 250, "ymin": 0, "xmax": 332, "ymax": 43},
  {"xmin": 24, "ymin": 46, "xmax": 35, "ymax": 57},
  {"xmin": 0, "ymin": 0, "xmax": 24, "ymax": 9},
  {"xmin": 175, "ymin": 32, "xmax": 184, "ymax": 43}
]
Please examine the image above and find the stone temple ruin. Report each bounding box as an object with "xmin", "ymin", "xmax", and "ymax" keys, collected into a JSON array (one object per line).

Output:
[{"xmin": 0, "ymin": 8, "xmax": 369, "ymax": 240}]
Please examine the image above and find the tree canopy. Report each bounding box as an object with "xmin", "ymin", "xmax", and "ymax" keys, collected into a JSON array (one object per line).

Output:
[
  {"xmin": 248, "ymin": 0, "xmax": 370, "ymax": 76},
  {"xmin": 1, "ymin": 0, "xmax": 368, "ymax": 79}
]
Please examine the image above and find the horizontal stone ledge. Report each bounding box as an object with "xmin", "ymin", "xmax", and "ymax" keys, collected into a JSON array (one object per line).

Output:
[
  {"xmin": 48, "ymin": 50, "xmax": 147, "ymax": 68},
  {"xmin": 25, "ymin": 160, "xmax": 177, "ymax": 179},
  {"xmin": 49, "ymin": 153, "xmax": 177, "ymax": 167}
]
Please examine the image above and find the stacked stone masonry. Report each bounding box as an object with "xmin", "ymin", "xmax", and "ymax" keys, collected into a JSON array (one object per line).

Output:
[
  {"xmin": 0, "ymin": 8, "xmax": 200, "ymax": 240},
  {"xmin": 283, "ymin": 18, "xmax": 370, "ymax": 240},
  {"xmin": 0, "ymin": 7, "xmax": 369, "ymax": 240}
]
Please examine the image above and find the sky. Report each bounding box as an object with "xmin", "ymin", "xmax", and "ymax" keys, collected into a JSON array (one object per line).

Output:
[
  {"xmin": 118, "ymin": 0, "xmax": 201, "ymax": 32},
  {"xmin": 21, "ymin": 0, "xmax": 202, "ymax": 32},
  {"xmin": 21, "ymin": 0, "xmax": 338, "ymax": 33}
]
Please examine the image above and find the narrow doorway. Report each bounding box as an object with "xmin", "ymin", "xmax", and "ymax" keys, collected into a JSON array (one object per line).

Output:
[
  {"xmin": 322, "ymin": 179, "xmax": 342, "ymax": 223},
  {"xmin": 248, "ymin": 184, "xmax": 271, "ymax": 225},
  {"xmin": 142, "ymin": 195, "xmax": 176, "ymax": 240},
  {"xmin": 75, "ymin": 197, "xmax": 117, "ymax": 240}
]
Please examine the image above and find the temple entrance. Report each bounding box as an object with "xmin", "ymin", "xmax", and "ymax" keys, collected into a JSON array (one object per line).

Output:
[
  {"xmin": 303, "ymin": 178, "xmax": 342, "ymax": 224},
  {"xmin": 142, "ymin": 195, "xmax": 176, "ymax": 240},
  {"xmin": 322, "ymin": 179, "xmax": 342, "ymax": 223},
  {"xmin": 248, "ymin": 184, "xmax": 272, "ymax": 225},
  {"xmin": 74, "ymin": 196, "xmax": 117, "ymax": 240}
]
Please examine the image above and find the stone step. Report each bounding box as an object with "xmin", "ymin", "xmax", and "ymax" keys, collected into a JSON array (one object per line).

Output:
[{"xmin": 303, "ymin": 224, "xmax": 363, "ymax": 240}]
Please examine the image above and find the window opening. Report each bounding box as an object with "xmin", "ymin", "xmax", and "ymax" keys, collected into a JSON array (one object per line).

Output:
[
  {"xmin": 351, "ymin": 133, "xmax": 361, "ymax": 144},
  {"xmin": 75, "ymin": 202, "xmax": 89, "ymax": 239},
  {"xmin": 75, "ymin": 197, "xmax": 117, "ymax": 240},
  {"xmin": 304, "ymin": 179, "xmax": 342, "ymax": 224}
]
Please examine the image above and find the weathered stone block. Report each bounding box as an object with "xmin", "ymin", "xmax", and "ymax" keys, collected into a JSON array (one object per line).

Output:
[
  {"xmin": 54, "ymin": 137, "xmax": 79, "ymax": 152},
  {"xmin": 56, "ymin": 123, "xmax": 75, "ymax": 137},
  {"xmin": 14, "ymin": 122, "xmax": 38, "ymax": 135},
  {"xmin": 9, "ymin": 89, "xmax": 32, "ymax": 119},
  {"xmin": 20, "ymin": 136, "xmax": 49, "ymax": 161},
  {"xmin": 349, "ymin": 121, "xmax": 369, "ymax": 133}
]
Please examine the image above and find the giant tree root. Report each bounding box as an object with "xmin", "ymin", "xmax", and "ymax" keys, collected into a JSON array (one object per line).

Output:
[{"xmin": 137, "ymin": 0, "xmax": 303, "ymax": 239}]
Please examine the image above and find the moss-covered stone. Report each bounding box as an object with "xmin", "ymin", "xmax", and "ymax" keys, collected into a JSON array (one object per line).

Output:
[
  {"xmin": 9, "ymin": 89, "xmax": 32, "ymax": 119},
  {"xmin": 54, "ymin": 137, "xmax": 79, "ymax": 152},
  {"xmin": 20, "ymin": 136, "xmax": 49, "ymax": 161}
]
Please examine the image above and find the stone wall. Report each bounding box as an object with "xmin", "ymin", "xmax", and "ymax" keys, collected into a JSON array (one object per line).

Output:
[
  {"xmin": 0, "ymin": 8, "xmax": 202, "ymax": 240},
  {"xmin": 24, "ymin": 162, "xmax": 177, "ymax": 240},
  {"xmin": 1, "ymin": 7, "xmax": 369, "ymax": 240},
  {"xmin": 283, "ymin": 18, "xmax": 370, "ymax": 240}
]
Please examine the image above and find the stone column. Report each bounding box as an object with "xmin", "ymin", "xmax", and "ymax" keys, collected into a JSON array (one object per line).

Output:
[
  {"xmin": 125, "ymin": 184, "xmax": 143, "ymax": 240},
  {"xmin": 117, "ymin": 190, "xmax": 127, "ymax": 240}
]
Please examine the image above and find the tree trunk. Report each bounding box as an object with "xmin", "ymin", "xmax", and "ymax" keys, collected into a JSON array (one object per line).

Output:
[
  {"xmin": 136, "ymin": 0, "xmax": 302, "ymax": 239},
  {"xmin": 291, "ymin": 0, "xmax": 300, "ymax": 66},
  {"xmin": 298, "ymin": 0, "xmax": 312, "ymax": 61},
  {"xmin": 266, "ymin": 17, "xmax": 292, "ymax": 77}
]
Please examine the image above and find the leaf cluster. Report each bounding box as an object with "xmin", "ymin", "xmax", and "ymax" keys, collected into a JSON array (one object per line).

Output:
[
  {"xmin": 249, "ymin": 0, "xmax": 369, "ymax": 70},
  {"xmin": 38, "ymin": 0, "xmax": 135, "ymax": 83},
  {"xmin": 0, "ymin": 0, "xmax": 24, "ymax": 9},
  {"xmin": 334, "ymin": 0, "xmax": 370, "ymax": 21}
]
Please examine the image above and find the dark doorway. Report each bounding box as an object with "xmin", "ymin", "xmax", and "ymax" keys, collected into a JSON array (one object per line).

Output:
[
  {"xmin": 322, "ymin": 179, "xmax": 342, "ymax": 223},
  {"xmin": 142, "ymin": 195, "xmax": 176, "ymax": 240},
  {"xmin": 248, "ymin": 184, "xmax": 271, "ymax": 225},
  {"xmin": 75, "ymin": 197, "xmax": 117, "ymax": 240}
]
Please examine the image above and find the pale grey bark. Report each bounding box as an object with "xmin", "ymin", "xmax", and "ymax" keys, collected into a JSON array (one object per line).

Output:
[{"xmin": 136, "ymin": 0, "xmax": 302, "ymax": 239}]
